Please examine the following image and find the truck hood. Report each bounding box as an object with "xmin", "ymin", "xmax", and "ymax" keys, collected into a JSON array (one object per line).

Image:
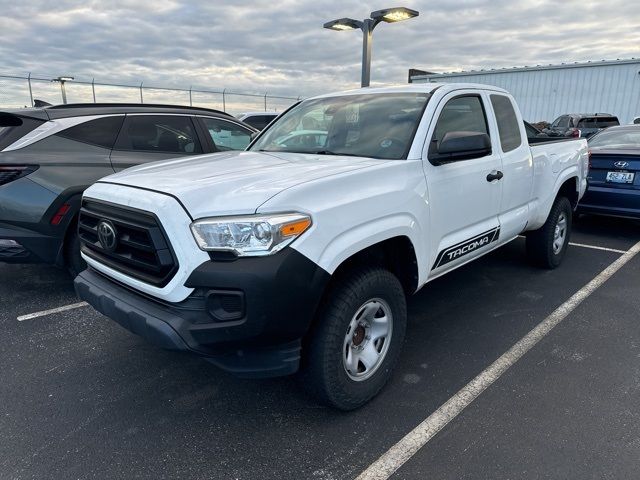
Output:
[{"xmin": 99, "ymin": 151, "xmax": 387, "ymax": 218}]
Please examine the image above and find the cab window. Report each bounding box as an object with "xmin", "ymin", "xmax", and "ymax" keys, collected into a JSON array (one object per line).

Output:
[
  {"xmin": 429, "ymin": 95, "xmax": 489, "ymax": 158},
  {"xmin": 490, "ymin": 95, "xmax": 522, "ymax": 152}
]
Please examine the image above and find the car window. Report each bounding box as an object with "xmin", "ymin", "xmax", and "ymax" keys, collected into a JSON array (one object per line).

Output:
[
  {"xmin": 556, "ymin": 116, "xmax": 570, "ymax": 128},
  {"xmin": 634, "ymin": 118, "xmax": 640, "ymax": 125},
  {"xmin": 115, "ymin": 115, "xmax": 202, "ymax": 154},
  {"xmin": 577, "ymin": 118, "xmax": 597, "ymax": 128},
  {"xmin": 490, "ymin": 95, "xmax": 522, "ymax": 152},
  {"xmin": 202, "ymin": 118, "xmax": 252, "ymax": 151},
  {"xmin": 588, "ymin": 129, "xmax": 640, "ymax": 148},
  {"xmin": 0, "ymin": 114, "xmax": 46, "ymax": 150},
  {"xmin": 243, "ymin": 115, "xmax": 276, "ymax": 130},
  {"xmin": 57, "ymin": 116, "xmax": 125, "ymax": 149},
  {"xmin": 431, "ymin": 95, "xmax": 489, "ymax": 148},
  {"xmin": 595, "ymin": 117, "xmax": 619, "ymax": 128}
]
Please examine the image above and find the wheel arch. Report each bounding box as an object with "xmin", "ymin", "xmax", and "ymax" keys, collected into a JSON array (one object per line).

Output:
[{"xmin": 326, "ymin": 235, "xmax": 420, "ymax": 296}]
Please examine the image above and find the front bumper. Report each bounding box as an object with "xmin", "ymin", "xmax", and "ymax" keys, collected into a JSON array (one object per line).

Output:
[{"xmin": 74, "ymin": 248, "xmax": 330, "ymax": 378}]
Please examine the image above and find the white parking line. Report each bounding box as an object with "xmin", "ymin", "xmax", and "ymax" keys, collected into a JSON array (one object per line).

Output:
[
  {"xmin": 517, "ymin": 235, "xmax": 628, "ymax": 254},
  {"xmin": 568, "ymin": 242, "xmax": 627, "ymax": 254},
  {"xmin": 356, "ymin": 239, "xmax": 640, "ymax": 480},
  {"xmin": 17, "ymin": 302, "xmax": 88, "ymax": 322}
]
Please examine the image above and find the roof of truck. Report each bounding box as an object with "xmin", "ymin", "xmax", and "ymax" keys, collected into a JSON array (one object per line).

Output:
[{"xmin": 310, "ymin": 83, "xmax": 509, "ymax": 99}]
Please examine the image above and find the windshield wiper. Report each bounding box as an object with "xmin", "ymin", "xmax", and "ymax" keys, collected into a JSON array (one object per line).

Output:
[{"xmin": 313, "ymin": 150, "xmax": 360, "ymax": 157}]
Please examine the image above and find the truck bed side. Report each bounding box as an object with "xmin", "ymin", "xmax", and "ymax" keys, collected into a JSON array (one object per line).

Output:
[{"xmin": 527, "ymin": 138, "xmax": 589, "ymax": 230}]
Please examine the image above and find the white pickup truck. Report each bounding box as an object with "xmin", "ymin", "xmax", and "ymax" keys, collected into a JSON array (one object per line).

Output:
[{"xmin": 75, "ymin": 83, "xmax": 588, "ymax": 409}]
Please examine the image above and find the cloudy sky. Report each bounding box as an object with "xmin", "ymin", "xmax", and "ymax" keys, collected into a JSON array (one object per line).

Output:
[{"xmin": 1, "ymin": 0, "xmax": 639, "ymax": 106}]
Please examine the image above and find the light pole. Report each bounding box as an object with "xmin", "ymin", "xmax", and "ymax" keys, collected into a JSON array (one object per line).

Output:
[
  {"xmin": 324, "ymin": 7, "xmax": 419, "ymax": 87},
  {"xmin": 52, "ymin": 76, "xmax": 74, "ymax": 104}
]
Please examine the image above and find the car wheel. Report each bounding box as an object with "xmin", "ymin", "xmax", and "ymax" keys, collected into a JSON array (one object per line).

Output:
[
  {"xmin": 299, "ymin": 267, "xmax": 407, "ymax": 410},
  {"xmin": 526, "ymin": 196, "xmax": 572, "ymax": 269},
  {"xmin": 64, "ymin": 227, "xmax": 86, "ymax": 277}
]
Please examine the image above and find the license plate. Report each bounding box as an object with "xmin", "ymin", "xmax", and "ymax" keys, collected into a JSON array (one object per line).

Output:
[{"xmin": 606, "ymin": 171, "xmax": 635, "ymax": 184}]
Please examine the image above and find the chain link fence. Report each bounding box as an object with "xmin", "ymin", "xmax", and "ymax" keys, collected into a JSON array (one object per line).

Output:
[{"xmin": 0, "ymin": 74, "xmax": 301, "ymax": 115}]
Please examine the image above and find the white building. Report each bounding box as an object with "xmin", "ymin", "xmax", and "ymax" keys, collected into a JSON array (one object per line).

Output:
[{"xmin": 409, "ymin": 59, "xmax": 640, "ymax": 124}]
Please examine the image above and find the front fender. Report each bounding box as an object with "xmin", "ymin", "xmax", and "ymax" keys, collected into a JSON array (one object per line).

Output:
[{"xmin": 306, "ymin": 213, "xmax": 427, "ymax": 282}]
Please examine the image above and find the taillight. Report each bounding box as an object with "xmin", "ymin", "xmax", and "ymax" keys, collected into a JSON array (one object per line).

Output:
[
  {"xmin": 570, "ymin": 128, "xmax": 581, "ymax": 138},
  {"xmin": 51, "ymin": 203, "xmax": 71, "ymax": 225},
  {"xmin": 0, "ymin": 165, "xmax": 38, "ymax": 186}
]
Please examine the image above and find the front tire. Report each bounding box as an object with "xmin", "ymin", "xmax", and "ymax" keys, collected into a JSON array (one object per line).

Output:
[
  {"xmin": 299, "ymin": 267, "xmax": 407, "ymax": 410},
  {"xmin": 526, "ymin": 196, "xmax": 572, "ymax": 269}
]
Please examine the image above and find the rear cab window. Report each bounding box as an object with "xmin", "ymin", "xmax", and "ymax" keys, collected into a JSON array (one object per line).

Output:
[{"xmin": 490, "ymin": 95, "xmax": 522, "ymax": 152}]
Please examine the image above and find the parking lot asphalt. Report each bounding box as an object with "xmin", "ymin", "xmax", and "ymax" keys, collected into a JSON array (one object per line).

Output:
[{"xmin": 1, "ymin": 215, "xmax": 639, "ymax": 480}]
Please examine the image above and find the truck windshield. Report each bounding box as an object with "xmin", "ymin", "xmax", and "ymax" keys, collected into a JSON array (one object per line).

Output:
[{"xmin": 249, "ymin": 93, "xmax": 431, "ymax": 160}]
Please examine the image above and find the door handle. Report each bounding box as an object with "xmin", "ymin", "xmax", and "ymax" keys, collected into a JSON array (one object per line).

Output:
[{"xmin": 486, "ymin": 170, "xmax": 503, "ymax": 182}]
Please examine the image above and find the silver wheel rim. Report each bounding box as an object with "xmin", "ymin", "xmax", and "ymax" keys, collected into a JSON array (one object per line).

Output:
[
  {"xmin": 342, "ymin": 298, "xmax": 393, "ymax": 382},
  {"xmin": 553, "ymin": 212, "xmax": 567, "ymax": 254}
]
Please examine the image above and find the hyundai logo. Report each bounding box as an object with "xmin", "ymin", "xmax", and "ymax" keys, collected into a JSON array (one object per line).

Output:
[
  {"xmin": 97, "ymin": 220, "xmax": 118, "ymax": 251},
  {"xmin": 614, "ymin": 161, "xmax": 629, "ymax": 169}
]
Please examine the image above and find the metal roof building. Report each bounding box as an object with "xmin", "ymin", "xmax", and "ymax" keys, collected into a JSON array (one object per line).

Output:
[{"xmin": 409, "ymin": 59, "xmax": 640, "ymax": 124}]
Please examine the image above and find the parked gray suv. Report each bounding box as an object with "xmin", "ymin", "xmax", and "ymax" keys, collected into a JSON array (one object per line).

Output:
[{"xmin": 0, "ymin": 103, "xmax": 256, "ymax": 275}]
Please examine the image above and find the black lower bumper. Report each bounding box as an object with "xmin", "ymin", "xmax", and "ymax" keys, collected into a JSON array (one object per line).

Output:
[
  {"xmin": 0, "ymin": 223, "xmax": 63, "ymax": 264},
  {"xmin": 74, "ymin": 248, "xmax": 330, "ymax": 378}
]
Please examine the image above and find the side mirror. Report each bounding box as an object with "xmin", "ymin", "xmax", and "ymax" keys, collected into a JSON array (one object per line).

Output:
[
  {"xmin": 250, "ymin": 131, "xmax": 259, "ymax": 141},
  {"xmin": 434, "ymin": 131, "xmax": 491, "ymax": 163}
]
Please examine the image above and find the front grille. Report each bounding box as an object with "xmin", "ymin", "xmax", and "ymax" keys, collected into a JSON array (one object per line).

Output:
[{"xmin": 78, "ymin": 199, "xmax": 178, "ymax": 287}]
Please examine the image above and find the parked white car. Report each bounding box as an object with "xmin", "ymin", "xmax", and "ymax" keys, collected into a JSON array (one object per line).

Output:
[{"xmin": 75, "ymin": 83, "xmax": 588, "ymax": 409}]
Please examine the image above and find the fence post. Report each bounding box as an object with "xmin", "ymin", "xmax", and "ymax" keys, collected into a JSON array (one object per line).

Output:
[
  {"xmin": 189, "ymin": 86, "xmax": 192, "ymax": 106},
  {"xmin": 222, "ymin": 89, "xmax": 226, "ymax": 112},
  {"xmin": 27, "ymin": 73, "xmax": 34, "ymax": 107},
  {"xmin": 139, "ymin": 82, "xmax": 144, "ymax": 103},
  {"xmin": 264, "ymin": 92, "xmax": 268, "ymax": 111},
  {"xmin": 92, "ymin": 78, "xmax": 96, "ymax": 103}
]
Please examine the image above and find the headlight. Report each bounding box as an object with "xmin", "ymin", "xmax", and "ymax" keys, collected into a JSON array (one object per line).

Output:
[{"xmin": 190, "ymin": 213, "xmax": 312, "ymax": 256}]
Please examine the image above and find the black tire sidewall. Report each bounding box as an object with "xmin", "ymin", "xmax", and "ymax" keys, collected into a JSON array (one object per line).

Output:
[
  {"xmin": 546, "ymin": 197, "xmax": 572, "ymax": 268},
  {"xmin": 303, "ymin": 268, "xmax": 407, "ymax": 410},
  {"xmin": 527, "ymin": 196, "xmax": 573, "ymax": 269}
]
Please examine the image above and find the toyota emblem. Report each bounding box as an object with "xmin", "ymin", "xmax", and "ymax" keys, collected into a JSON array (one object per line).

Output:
[{"xmin": 97, "ymin": 220, "xmax": 118, "ymax": 251}]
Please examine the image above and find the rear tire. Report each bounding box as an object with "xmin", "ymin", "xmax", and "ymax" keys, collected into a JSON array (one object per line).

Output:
[
  {"xmin": 526, "ymin": 196, "xmax": 572, "ymax": 269},
  {"xmin": 64, "ymin": 228, "xmax": 86, "ymax": 277},
  {"xmin": 299, "ymin": 267, "xmax": 407, "ymax": 410}
]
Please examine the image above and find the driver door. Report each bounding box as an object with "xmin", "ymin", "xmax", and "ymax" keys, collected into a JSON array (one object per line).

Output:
[{"xmin": 423, "ymin": 91, "xmax": 503, "ymax": 276}]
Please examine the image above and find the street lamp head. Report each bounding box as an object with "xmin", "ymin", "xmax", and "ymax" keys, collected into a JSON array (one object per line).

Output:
[
  {"xmin": 53, "ymin": 76, "xmax": 74, "ymax": 82},
  {"xmin": 323, "ymin": 18, "xmax": 362, "ymax": 31},
  {"xmin": 370, "ymin": 7, "xmax": 419, "ymax": 23}
]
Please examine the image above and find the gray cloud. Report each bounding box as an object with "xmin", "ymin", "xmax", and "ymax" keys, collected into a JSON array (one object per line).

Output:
[{"xmin": 1, "ymin": 0, "xmax": 639, "ymax": 105}]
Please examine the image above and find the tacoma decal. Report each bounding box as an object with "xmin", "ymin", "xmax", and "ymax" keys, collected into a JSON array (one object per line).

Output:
[{"xmin": 432, "ymin": 227, "xmax": 500, "ymax": 270}]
